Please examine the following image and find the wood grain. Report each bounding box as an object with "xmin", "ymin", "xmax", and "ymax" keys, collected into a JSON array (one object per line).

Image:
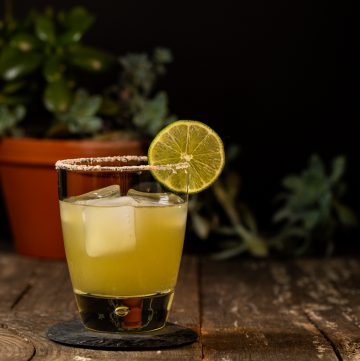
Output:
[
  {"xmin": 1, "ymin": 253, "xmax": 359, "ymax": 360},
  {"xmin": 291, "ymin": 258, "xmax": 360, "ymax": 361},
  {"xmin": 0, "ymin": 325, "xmax": 35, "ymax": 361},
  {"xmin": 170, "ymin": 256, "xmax": 201, "ymax": 330},
  {"xmin": 0, "ymin": 253, "xmax": 37, "ymax": 311},
  {"xmin": 11, "ymin": 260, "xmax": 76, "ymax": 316},
  {"xmin": 200, "ymin": 259, "xmax": 339, "ymax": 361}
]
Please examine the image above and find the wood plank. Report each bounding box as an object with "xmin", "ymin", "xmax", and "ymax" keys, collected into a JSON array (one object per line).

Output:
[
  {"xmin": 11, "ymin": 259, "xmax": 77, "ymax": 316},
  {"xmin": 0, "ymin": 255, "xmax": 202, "ymax": 360},
  {"xmin": 0, "ymin": 253, "xmax": 39, "ymax": 312},
  {"xmin": 170, "ymin": 256, "xmax": 201, "ymax": 330},
  {"xmin": 200, "ymin": 259, "xmax": 339, "ymax": 361},
  {"xmin": 292, "ymin": 258, "xmax": 360, "ymax": 361},
  {"xmin": 4, "ymin": 251, "xmax": 357, "ymax": 360}
]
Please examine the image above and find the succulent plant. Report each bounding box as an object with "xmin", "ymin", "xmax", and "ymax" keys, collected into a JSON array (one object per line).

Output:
[
  {"xmin": 0, "ymin": 4, "xmax": 175, "ymax": 139},
  {"xmin": 271, "ymin": 154, "xmax": 357, "ymax": 255},
  {"xmin": 189, "ymin": 151, "xmax": 357, "ymax": 259},
  {"xmin": 0, "ymin": 104, "xmax": 25, "ymax": 136},
  {"xmin": 100, "ymin": 48, "xmax": 176, "ymax": 139},
  {"xmin": 0, "ymin": 5, "xmax": 116, "ymax": 137}
]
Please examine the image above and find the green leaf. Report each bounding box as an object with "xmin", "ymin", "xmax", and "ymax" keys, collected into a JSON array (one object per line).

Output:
[
  {"xmin": 282, "ymin": 175, "xmax": 302, "ymax": 191},
  {"xmin": 43, "ymin": 56, "xmax": 64, "ymax": 82},
  {"xmin": 35, "ymin": 15, "xmax": 55, "ymax": 43},
  {"xmin": 281, "ymin": 227, "xmax": 307, "ymax": 238},
  {"xmin": 10, "ymin": 33, "xmax": 41, "ymax": 52},
  {"xmin": 2, "ymin": 80, "xmax": 26, "ymax": 94},
  {"xmin": 190, "ymin": 212, "xmax": 211, "ymax": 240},
  {"xmin": 68, "ymin": 115, "xmax": 102, "ymax": 134},
  {"xmin": 120, "ymin": 53, "xmax": 154, "ymax": 93},
  {"xmin": 0, "ymin": 48, "xmax": 42, "ymax": 81},
  {"xmin": 153, "ymin": 48, "xmax": 173, "ymax": 64},
  {"xmin": 14, "ymin": 105, "xmax": 26, "ymax": 120},
  {"xmin": 0, "ymin": 104, "xmax": 26, "ymax": 136},
  {"xmin": 330, "ymin": 156, "xmax": 346, "ymax": 184},
  {"xmin": 246, "ymin": 235, "xmax": 268, "ymax": 257},
  {"xmin": 238, "ymin": 203, "xmax": 258, "ymax": 232},
  {"xmin": 273, "ymin": 207, "xmax": 293, "ymax": 223},
  {"xmin": 308, "ymin": 154, "xmax": 325, "ymax": 179},
  {"xmin": 44, "ymin": 79, "xmax": 71, "ymax": 113},
  {"xmin": 333, "ymin": 201, "xmax": 357, "ymax": 226},
  {"xmin": 53, "ymin": 89, "xmax": 103, "ymax": 135},
  {"xmin": 0, "ymin": 93, "xmax": 30, "ymax": 106},
  {"xmin": 213, "ymin": 181, "xmax": 241, "ymax": 226},
  {"xmin": 70, "ymin": 89, "xmax": 102, "ymax": 116},
  {"xmin": 212, "ymin": 243, "xmax": 247, "ymax": 260},
  {"xmin": 57, "ymin": 30, "xmax": 83, "ymax": 46},
  {"xmin": 58, "ymin": 7, "xmax": 95, "ymax": 46},
  {"xmin": 303, "ymin": 210, "xmax": 320, "ymax": 230},
  {"xmin": 319, "ymin": 192, "xmax": 332, "ymax": 214},
  {"xmin": 132, "ymin": 92, "xmax": 170, "ymax": 135},
  {"xmin": 67, "ymin": 46, "xmax": 115, "ymax": 72},
  {"xmin": 225, "ymin": 171, "xmax": 241, "ymax": 200},
  {"xmin": 63, "ymin": 7, "xmax": 95, "ymax": 35},
  {"xmin": 216, "ymin": 226, "xmax": 237, "ymax": 236}
]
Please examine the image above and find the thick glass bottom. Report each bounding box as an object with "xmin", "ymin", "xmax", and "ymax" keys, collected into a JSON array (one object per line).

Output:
[{"xmin": 75, "ymin": 291, "xmax": 174, "ymax": 332}]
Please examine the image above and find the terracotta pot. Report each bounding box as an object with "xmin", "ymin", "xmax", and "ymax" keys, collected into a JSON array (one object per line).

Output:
[{"xmin": 0, "ymin": 137, "xmax": 145, "ymax": 259}]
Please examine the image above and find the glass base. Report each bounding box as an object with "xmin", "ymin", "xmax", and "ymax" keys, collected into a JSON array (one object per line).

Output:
[{"xmin": 75, "ymin": 291, "xmax": 174, "ymax": 332}]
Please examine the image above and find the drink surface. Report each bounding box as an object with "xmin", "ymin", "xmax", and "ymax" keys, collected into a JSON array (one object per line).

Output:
[{"xmin": 60, "ymin": 186, "xmax": 187, "ymax": 298}]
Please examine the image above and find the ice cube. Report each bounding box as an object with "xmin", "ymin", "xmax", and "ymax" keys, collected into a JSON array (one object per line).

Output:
[
  {"xmin": 84, "ymin": 196, "xmax": 137, "ymax": 207},
  {"xmin": 67, "ymin": 185, "xmax": 120, "ymax": 204},
  {"xmin": 59, "ymin": 201, "xmax": 85, "ymax": 248},
  {"xmin": 127, "ymin": 188, "xmax": 184, "ymax": 206},
  {"xmin": 82, "ymin": 196, "xmax": 137, "ymax": 257}
]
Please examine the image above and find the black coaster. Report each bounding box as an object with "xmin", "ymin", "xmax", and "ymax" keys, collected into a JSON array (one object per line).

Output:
[{"xmin": 47, "ymin": 319, "xmax": 198, "ymax": 350}]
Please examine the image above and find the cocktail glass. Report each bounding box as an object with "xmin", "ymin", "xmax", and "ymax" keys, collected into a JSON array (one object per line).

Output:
[{"xmin": 56, "ymin": 155, "xmax": 189, "ymax": 332}]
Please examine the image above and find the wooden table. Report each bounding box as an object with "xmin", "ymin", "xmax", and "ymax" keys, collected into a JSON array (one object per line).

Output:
[{"xmin": 0, "ymin": 253, "xmax": 359, "ymax": 360}]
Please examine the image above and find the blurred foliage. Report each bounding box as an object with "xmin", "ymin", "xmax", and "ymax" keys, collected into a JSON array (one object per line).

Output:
[
  {"xmin": 0, "ymin": 104, "xmax": 25, "ymax": 136},
  {"xmin": 0, "ymin": 4, "xmax": 114, "ymax": 137},
  {"xmin": 0, "ymin": 3, "xmax": 174, "ymax": 139},
  {"xmin": 271, "ymin": 154, "xmax": 357, "ymax": 256},
  {"xmin": 189, "ymin": 152, "xmax": 357, "ymax": 259},
  {"xmin": 47, "ymin": 89, "xmax": 102, "ymax": 137},
  {"xmin": 100, "ymin": 48, "xmax": 176, "ymax": 139}
]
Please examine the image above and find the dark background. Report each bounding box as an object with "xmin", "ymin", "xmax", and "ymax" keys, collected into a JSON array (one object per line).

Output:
[{"xmin": 1, "ymin": 0, "xmax": 358, "ymax": 252}]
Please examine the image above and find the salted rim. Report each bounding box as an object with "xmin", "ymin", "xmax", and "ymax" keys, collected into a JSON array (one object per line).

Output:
[{"xmin": 55, "ymin": 155, "xmax": 189, "ymax": 172}]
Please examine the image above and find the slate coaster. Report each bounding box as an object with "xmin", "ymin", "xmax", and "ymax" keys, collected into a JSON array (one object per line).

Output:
[{"xmin": 47, "ymin": 319, "xmax": 198, "ymax": 350}]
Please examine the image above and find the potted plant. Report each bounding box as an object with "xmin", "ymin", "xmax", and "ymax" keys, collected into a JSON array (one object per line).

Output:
[{"xmin": 0, "ymin": 4, "xmax": 175, "ymax": 258}]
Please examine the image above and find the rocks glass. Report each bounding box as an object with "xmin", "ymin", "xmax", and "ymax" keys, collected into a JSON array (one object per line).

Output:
[{"xmin": 56, "ymin": 156, "xmax": 188, "ymax": 332}]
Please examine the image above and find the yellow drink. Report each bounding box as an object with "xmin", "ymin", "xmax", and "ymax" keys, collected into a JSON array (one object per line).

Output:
[
  {"xmin": 60, "ymin": 196, "xmax": 187, "ymax": 296},
  {"xmin": 59, "ymin": 187, "xmax": 187, "ymax": 331}
]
